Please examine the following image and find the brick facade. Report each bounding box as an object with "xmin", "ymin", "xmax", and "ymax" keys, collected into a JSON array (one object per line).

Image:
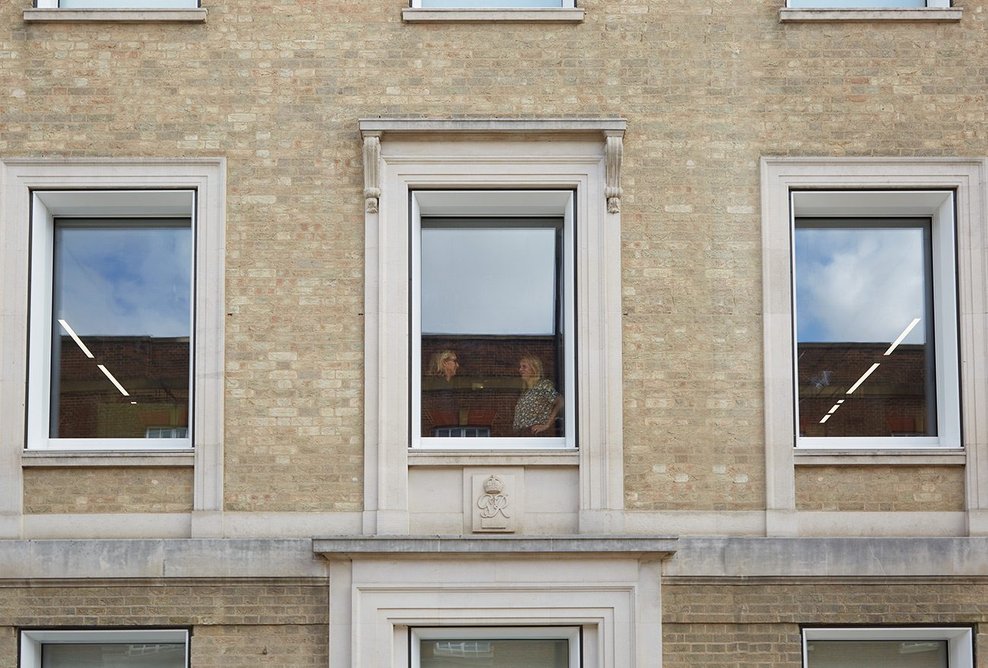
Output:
[{"xmin": 2, "ymin": 0, "xmax": 987, "ymax": 665}]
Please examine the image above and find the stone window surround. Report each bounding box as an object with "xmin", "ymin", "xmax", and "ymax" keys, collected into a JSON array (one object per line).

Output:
[
  {"xmin": 801, "ymin": 627, "xmax": 973, "ymax": 668},
  {"xmin": 316, "ymin": 536, "xmax": 674, "ymax": 668},
  {"xmin": 0, "ymin": 158, "xmax": 225, "ymax": 539},
  {"xmin": 360, "ymin": 119, "xmax": 626, "ymax": 536},
  {"xmin": 759, "ymin": 157, "xmax": 988, "ymax": 537}
]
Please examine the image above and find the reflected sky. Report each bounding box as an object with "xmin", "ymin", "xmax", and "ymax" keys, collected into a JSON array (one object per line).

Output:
[
  {"xmin": 795, "ymin": 225, "xmax": 928, "ymax": 344},
  {"xmin": 53, "ymin": 222, "xmax": 192, "ymax": 338},
  {"xmin": 422, "ymin": 226, "xmax": 558, "ymax": 335},
  {"xmin": 58, "ymin": 0, "xmax": 198, "ymax": 7},
  {"xmin": 418, "ymin": 0, "xmax": 565, "ymax": 7},
  {"xmin": 788, "ymin": 0, "xmax": 924, "ymax": 7}
]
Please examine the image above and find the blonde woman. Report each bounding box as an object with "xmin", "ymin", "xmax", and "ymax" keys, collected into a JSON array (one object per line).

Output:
[
  {"xmin": 430, "ymin": 349, "xmax": 459, "ymax": 382},
  {"xmin": 512, "ymin": 354, "xmax": 563, "ymax": 435}
]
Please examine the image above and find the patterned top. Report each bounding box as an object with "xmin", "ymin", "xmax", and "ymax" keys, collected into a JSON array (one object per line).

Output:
[{"xmin": 512, "ymin": 379, "xmax": 560, "ymax": 431}]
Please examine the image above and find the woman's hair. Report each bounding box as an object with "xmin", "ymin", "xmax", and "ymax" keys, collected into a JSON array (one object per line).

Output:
[
  {"xmin": 520, "ymin": 354, "xmax": 544, "ymax": 381},
  {"xmin": 430, "ymin": 350, "xmax": 457, "ymax": 376}
]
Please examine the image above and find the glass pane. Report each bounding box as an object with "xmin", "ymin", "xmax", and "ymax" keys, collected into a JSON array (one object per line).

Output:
[
  {"xmin": 420, "ymin": 220, "xmax": 565, "ymax": 439},
  {"xmin": 788, "ymin": 0, "xmax": 925, "ymax": 7},
  {"xmin": 420, "ymin": 638, "xmax": 570, "ymax": 668},
  {"xmin": 58, "ymin": 0, "xmax": 199, "ymax": 8},
  {"xmin": 43, "ymin": 643, "xmax": 186, "ymax": 667},
  {"xmin": 806, "ymin": 640, "xmax": 947, "ymax": 667},
  {"xmin": 794, "ymin": 221, "xmax": 934, "ymax": 438},
  {"xmin": 418, "ymin": 0, "xmax": 564, "ymax": 8},
  {"xmin": 50, "ymin": 220, "xmax": 192, "ymax": 439}
]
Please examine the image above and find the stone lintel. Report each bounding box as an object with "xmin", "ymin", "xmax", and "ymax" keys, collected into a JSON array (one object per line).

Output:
[{"xmin": 313, "ymin": 535, "xmax": 677, "ymax": 560}]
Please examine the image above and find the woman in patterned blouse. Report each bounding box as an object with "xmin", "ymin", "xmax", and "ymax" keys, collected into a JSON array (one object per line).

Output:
[{"xmin": 512, "ymin": 354, "xmax": 564, "ymax": 435}]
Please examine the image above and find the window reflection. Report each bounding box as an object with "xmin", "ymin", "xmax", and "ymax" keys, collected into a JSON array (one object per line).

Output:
[
  {"xmin": 420, "ymin": 638, "xmax": 569, "ymax": 668},
  {"xmin": 794, "ymin": 220, "xmax": 935, "ymax": 438},
  {"xmin": 42, "ymin": 643, "xmax": 186, "ymax": 668},
  {"xmin": 420, "ymin": 219, "xmax": 565, "ymax": 439},
  {"xmin": 806, "ymin": 640, "xmax": 947, "ymax": 668},
  {"xmin": 50, "ymin": 220, "xmax": 192, "ymax": 439}
]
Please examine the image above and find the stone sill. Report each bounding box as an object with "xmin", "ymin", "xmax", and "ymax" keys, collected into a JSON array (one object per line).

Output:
[
  {"xmin": 24, "ymin": 8, "xmax": 207, "ymax": 22},
  {"xmin": 314, "ymin": 535, "xmax": 678, "ymax": 558},
  {"xmin": 409, "ymin": 449, "xmax": 580, "ymax": 467},
  {"xmin": 22, "ymin": 450, "xmax": 195, "ymax": 467},
  {"xmin": 780, "ymin": 8, "xmax": 961, "ymax": 22},
  {"xmin": 794, "ymin": 448, "xmax": 965, "ymax": 466},
  {"xmin": 402, "ymin": 7, "xmax": 584, "ymax": 22}
]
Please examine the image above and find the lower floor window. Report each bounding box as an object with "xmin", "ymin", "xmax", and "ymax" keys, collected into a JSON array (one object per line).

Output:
[
  {"xmin": 412, "ymin": 627, "xmax": 580, "ymax": 668},
  {"xmin": 20, "ymin": 629, "xmax": 189, "ymax": 668},
  {"xmin": 803, "ymin": 627, "xmax": 973, "ymax": 668}
]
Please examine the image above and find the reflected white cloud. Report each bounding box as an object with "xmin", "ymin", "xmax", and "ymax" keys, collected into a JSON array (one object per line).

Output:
[
  {"xmin": 54, "ymin": 224, "xmax": 192, "ymax": 338},
  {"xmin": 795, "ymin": 226, "xmax": 927, "ymax": 344}
]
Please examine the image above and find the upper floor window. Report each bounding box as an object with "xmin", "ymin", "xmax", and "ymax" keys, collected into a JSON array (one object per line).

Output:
[
  {"xmin": 24, "ymin": 190, "xmax": 203, "ymax": 451},
  {"xmin": 786, "ymin": 0, "xmax": 949, "ymax": 6},
  {"xmin": 39, "ymin": 214, "xmax": 193, "ymax": 448},
  {"xmin": 412, "ymin": 0, "xmax": 573, "ymax": 6},
  {"xmin": 412, "ymin": 191, "xmax": 575, "ymax": 450},
  {"xmin": 34, "ymin": 0, "xmax": 199, "ymax": 7},
  {"xmin": 790, "ymin": 192, "xmax": 960, "ymax": 449}
]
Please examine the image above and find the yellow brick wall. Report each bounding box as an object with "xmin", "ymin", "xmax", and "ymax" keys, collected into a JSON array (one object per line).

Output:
[
  {"xmin": 23, "ymin": 468, "xmax": 193, "ymax": 514},
  {"xmin": 796, "ymin": 465, "xmax": 966, "ymax": 512},
  {"xmin": 2, "ymin": 0, "xmax": 986, "ymax": 512},
  {"xmin": 0, "ymin": 580, "xmax": 327, "ymax": 666},
  {"xmin": 663, "ymin": 580, "xmax": 988, "ymax": 666}
]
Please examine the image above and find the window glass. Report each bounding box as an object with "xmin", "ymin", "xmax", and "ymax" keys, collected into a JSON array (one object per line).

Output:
[
  {"xmin": 50, "ymin": 219, "xmax": 192, "ymax": 440},
  {"xmin": 42, "ymin": 643, "xmax": 186, "ymax": 667},
  {"xmin": 55, "ymin": 0, "xmax": 199, "ymax": 7},
  {"xmin": 419, "ymin": 637, "xmax": 570, "ymax": 668},
  {"xmin": 805, "ymin": 639, "xmax": 947, "ymax": 667},
  {"xmin": 419, "ymin": 218, "xmax": 566, "ymax": 442},
  {"xmin": 794, "ymin": 219, "xmax": 935, "ymax": 439},
  {"xmin": 416, "ymin": 0, "xmax": 567, "ymax": 7},
  {"xmin": 788, "ymin": 0, "xmax": 926, "ymax": 7}
]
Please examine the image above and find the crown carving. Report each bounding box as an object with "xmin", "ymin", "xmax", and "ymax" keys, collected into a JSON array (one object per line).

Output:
[{"xmin": 483, "ymin": 475, "xmax": 505, "ymax": 495}]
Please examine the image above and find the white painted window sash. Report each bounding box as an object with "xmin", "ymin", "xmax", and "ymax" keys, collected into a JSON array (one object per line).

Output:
[
  {"xmin": 35, "ymin": 0, "xmax": 200, "ymax": 7},
  {"xmin": 411, "ymin": 627, "xmax": 581, "ymax": 668},
  {"xmin": 790, "ymin": 190, "xmax": 960, "ymax": 450},
  {"xmin": 410, "ymin": 0, "xmax": 575, "ymax": 8},
  {"xmin": 802, "ymin": 627, "xmax": 973, "ymax": 668},
  {"xmin": 410, "ymin": 190, "xmax": 576, "ymax": 450},
  {"xmin": 20, "ymin": 629, "xmax": 190, "ymax": 668}
]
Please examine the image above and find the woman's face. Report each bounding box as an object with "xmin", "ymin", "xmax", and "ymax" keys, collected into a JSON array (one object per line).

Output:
[
  {"xmin": 519, "ymin": 359, "xmax": 536, "ymax": 380},
  {"xmin": 442, "ymin": 355, "xmax": 459, "ymax": 377}
]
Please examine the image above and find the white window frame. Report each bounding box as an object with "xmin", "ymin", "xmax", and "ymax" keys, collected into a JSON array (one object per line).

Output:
[
  {"xmin": 20, "ymin": 629, "xmax": 190, "ymax": 668},
  {"xmin": 410, "ymin": 190, "xmax": 576, "ymax": 450},
  {"xmin": 27, "ymin": 190, "xmax": 197, "ymax": 451},
  {"xmin": 786, "ymin": 0, "xmax": 949, "ymax": 7},
  {"xmin": 410, "ymin": 0, "xmax": 575, "ymax": 7},
  {"xmin": 790, "ymin": 190, "xmax": 960, "ymax": 450},
  {"xmin": 34, "ymin": 0, "xmax": 200, "ymax": 7},
  {"xmin": 411, "ymin": 626, "xmax": 581, "ymax": 668},
  {"xmin": 802, "ymin": 627, "xmax": 973, "ymax": 668}
]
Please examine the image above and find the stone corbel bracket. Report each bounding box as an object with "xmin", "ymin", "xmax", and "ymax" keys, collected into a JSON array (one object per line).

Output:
[
  {"xmin": 359, "ymin": 119, "xmax": 627, "ymax": 215},
  {"xmin": 604, "ymin": 130, "xmax": 623, "ymax": 214},
  {"xmin": 362, "ymin": 131, "xmax": 382, "ymax": 213}
]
